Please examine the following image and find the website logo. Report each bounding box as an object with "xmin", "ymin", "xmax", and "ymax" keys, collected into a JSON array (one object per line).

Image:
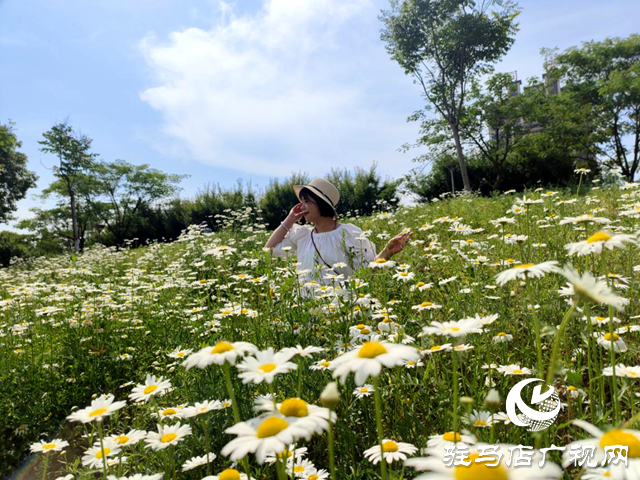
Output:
[{"xmin": 505, "ymin": 378, "xmax": 561, "ymax": 432}]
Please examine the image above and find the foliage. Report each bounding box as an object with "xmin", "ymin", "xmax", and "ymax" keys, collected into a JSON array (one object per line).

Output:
[
  {"xmin": 0, "ymin": 122, "xmax": 38, "ymax": 224},
  {"xmin": 550, "ymin": 34, "xmax": 640, "ymax": 180},
  {"xmin": 259, "ymin": 172, "xmax": 311, "ymax": 230},
  {"xmin": 380, "ymin": 0, "xmax": 521, "ymax": 191}
]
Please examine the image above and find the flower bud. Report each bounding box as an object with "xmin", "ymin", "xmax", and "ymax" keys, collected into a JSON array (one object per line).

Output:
[
  {"xmin": 320, "ymin": 382, "xmax": 340, "ymax": 409},
  {"xmin": 484, "ymin": 388, "xmax": 501, "ymax": 408}
]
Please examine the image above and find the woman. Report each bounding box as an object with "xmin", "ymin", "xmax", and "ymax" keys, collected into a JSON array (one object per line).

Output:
[{"xmin": 265, "ymin": 178, "xmax": 412, "ymax": 283}]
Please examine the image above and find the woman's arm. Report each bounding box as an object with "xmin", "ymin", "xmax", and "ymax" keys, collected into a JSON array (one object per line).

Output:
[
  {"xmin": 264, "ymin": 203, "xmax": 305, "ymax": 249},
  {"xmin": 374, "ymin": 232, "xmax": 413, "ymax": 261}
]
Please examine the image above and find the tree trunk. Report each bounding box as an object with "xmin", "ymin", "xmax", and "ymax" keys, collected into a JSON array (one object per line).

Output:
[
  {"xmin": 450, "ymin": 123, "xmax": 472, "ymax": 191},
  {"xmin": 69, "ymin": 190, "xmax": 80, "ymax": 253}
]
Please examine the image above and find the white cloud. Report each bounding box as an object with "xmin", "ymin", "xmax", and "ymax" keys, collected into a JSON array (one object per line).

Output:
[{"xmin": 138, "ymin": 0, "xmax": 424, "ymax": 178}]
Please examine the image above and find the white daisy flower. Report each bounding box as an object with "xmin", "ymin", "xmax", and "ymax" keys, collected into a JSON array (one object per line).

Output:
[
  {"xmin": 253, "ymin": 397, "xmax": 335, "ymax": 436},
  {"xmin": 107, "ymin": 475, "xmax": 163, "ymax": 480},
  {"xmin": 128, "ymin": 375, "xmax": 172, "ymax": 403},
  {"xmin": 330, "ymin": 341, "xmax": 420, "ymax": 385},
  {"xmin": 182, "ymin": 341, "xmax": 258, "ymax": 369},
  {"xmin": 67, "ymin": 394, "xmax": 127, "ymax": 423},
  {"xmin": 221, "ymin": 414, "xmax": 315, "ymax": 464},
  {"xmin": 497, "ymin": 364, "xmax": 532, "ymax": 376},
  {"xmin": 181, "ymin": 452, "xmax": 216, "ymax": 472},
  {"xmin": 279, "ymin": 345, "xmax": 325, "ymax": 358},
  {"xmin": 565, "ymin": 231, "xmax": 636, "ymax": 256},
  {"xmin": 236, "ymin": 347, "xmax": 297, "ymax": 384},
  {"xmin": 182, "ymin": 400, "xmax": 222, "ymax": 418},
  {"xmin": 558, "ymin": 265, "xmax": 629, "ymax": 311},
  {"xmin": 82, "ymin": 438, "xmax": 121, "ymax": 468},
  {"xmin": 423, "ymin": 344, "xmax": 453, "ymax": 355},
  {"xmin": 145, "ymin": 422, "xmax": 192, "ymax": 451},
  {"xmin": 563, "ymin": 420, "xmax": 640, "ymax": 470},
  {"xmin": 201, "ymin": 470, "xmax": 252, "ymax": 480},
  {"xmin": 559, "ymin": 214, "xmax": 611, "ymax": 224},
  {"xmin": 353, "ymin": 384, "xmax": 375, "ymax": 399},
  {"xmin": 108, "ymin": 429, "xmax": 147, "ymax": 447},
  {"xmin": 421, "ymin": 318, "xmax": 483, "ymax": 337},
  {"xmin": 363, "ymin": 439, "xmax": 417, "ymax": 464},
  {"xmin": 495, "ymin": 261, "xmax": 560, "ymax": 286},
  {"xmin": 596, "ymin": 333, "xmax": 627, "ymax": 352},
  {"xmin": 30, "ymin": 439, "xmax": 69, "ymax": 453}
]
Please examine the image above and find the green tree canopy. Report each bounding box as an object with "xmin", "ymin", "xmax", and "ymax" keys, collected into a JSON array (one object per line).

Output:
[
  {"xmin": 380, "ymin": 0, "xmax": 520, "ymax": 191},
  {"xmin": 0, "ymin": 122, "xmax": 38, "ymax": 223}
]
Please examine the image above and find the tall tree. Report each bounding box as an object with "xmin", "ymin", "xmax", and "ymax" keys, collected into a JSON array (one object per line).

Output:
[
  {"xmin": 39, "ymin": 122, "xmax": 97, "ymax": 252},
  {"xmin": 0, "ymin": 122, "xmax": 38, "ymax": 223},
  {"xmin": 380, "ymin": 0, "xmax": 520, "ymax": 191},
  {"xmin": 551, "ymin": 34, "xmax": 640, "ymax": 181},
  {"xmin": 79, "ymin": 159, "xmax": 186, "ymax": 247}
]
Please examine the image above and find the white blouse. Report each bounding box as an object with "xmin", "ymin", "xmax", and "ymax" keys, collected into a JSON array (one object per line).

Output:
[{"xmin": 270, "ymin": 223, "xmax": 377, "ymax": 282}]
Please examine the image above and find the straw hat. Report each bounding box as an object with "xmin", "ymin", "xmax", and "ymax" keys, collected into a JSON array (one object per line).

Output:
[{"xmin": 293, "ymin": 178, "xmax": 340, "ymax": 215}]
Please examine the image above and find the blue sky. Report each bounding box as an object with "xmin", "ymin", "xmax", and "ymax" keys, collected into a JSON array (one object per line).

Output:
[{"xmin": 1, "ymin": 0, "xmax": 639, "ymax": 230}]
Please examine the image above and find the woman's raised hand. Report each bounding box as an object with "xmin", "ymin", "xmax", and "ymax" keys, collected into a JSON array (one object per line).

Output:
[
  {"xmin": 385, "ymin": 232, "xmax": 414, "ymax": 256},
  {"xmin": 285, "ymin": 203, "xmax": 306, "ymax": 224}
]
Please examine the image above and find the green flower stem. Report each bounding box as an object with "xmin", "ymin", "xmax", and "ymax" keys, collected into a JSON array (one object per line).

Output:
[
  {"xmin": 222, "ymin": 361, "xmax": 252, "ymax": 479},
  {"xmin": 97, "ymin": 422, "xmax": 107, "ymax": 480},
  {"xmin": 41, "ymin": 453, "xmax": 49, "ymax": 480},
  {"xmin": 203, "ymin": 416, "xmax": 211, "ymax": 476},
  {"xmin": 545, "ymin": 300, "xmax": 579, "ymax": 386},
  {"xmin": 452, "ymin": 350, "xmax": 459, "ymax": 435},
  {"xmin": 373, "ymin": 376, "xmax": 388, "ymax": 480},
  {"xmin": 326, "ymin": 410, "xmax": 337, "ymax": 480},
  {"xmin": 608, "ymin": 305, "xmax": 619, "ymax": 424},
  {"xmin": 528, "ymin": 288, "xmax": 544, "ymax": 381}
]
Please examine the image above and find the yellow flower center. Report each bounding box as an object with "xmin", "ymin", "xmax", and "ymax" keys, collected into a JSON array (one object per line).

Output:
[
  {"xmin": 176, "ymin": 352, "xmax": 185, "ymax": 357},
  {"xmin": 604, "ymin": 333, "xmax": 619, "ymax": 341},
  {"xmin": 256, "ymin": 417, "xmax": 289, "ymax": 438},
  {"xmin": 443, "ymin": 432, "xmax": 461, "ymax": 442},
  {"xmin": 420, "ymin": 302, "xmax": 433, "ymax": 307},
  {"xmin": 211, "ymin": 342, "xmax": 234, "ymax": 354},
  {"xmin": 474, "ymin": 420, "xmax": 488, "ymax": 426},
  {"xmin": 308, "ymin": 476, "xmax": 319, "ymax": 480},
  {"xmin": 115, "ymin": 435, "xmax": 129, "ymax": 444},
  {"xmin": 321, "ymin": 361, "xmax": 330, "ymax": 367},
  {"xmin": 222, "ymin": 402, "xmax": 231, "ymax": 408},
  {"xmin": 89, "ymin": 408, "xmax": 108, "ymax": 417},
  {"xmin": 375, "ymin": 259, "xmax": 387, "ymax": 264},
  {"xmin": 358, "ymin": 341, "xmax": 388, "ymax": 359},
  {"xmin": 497, "ymin": 332, "xmax": 507, "ymax": 336},
  {"xmin": 587, "ymin": 232, "xmax": 612, "ymax": 243},
  {"xmin": 455, "ymin": 453, "xmax": 508, "ymax": 480},
  {"xmin": 42, "ymin": 443, "xmax": 56, "ymax": 450},
  {"xmin": 430, "ymin": 345, "xmax": 442, "ymax": 352},
  {"xmin": 294, "ymin": 466, "xmax": 305, "ymax": 473},
  {"xmin": 416, "ymin": 282, "xmax": 425, "ymax": 287},
  {"xmin": 143, "ymin": 385, "xmax": 158, "ymax": 395},
  {"xmin": 407, "ymin": 361, "xmax": 415, "ymax": 365},
  {"xmin": 595, "ymin": 317, "xmax": 606, "ymax": 322},
  {"xmin": 512, "ymin": 369, "xmax": 523, "ymax": 374},
  {"xmin": 356, "ymin": 324, "xmax": 366, "ymax": 329},
  {"xmin": 450, "ymin": 327, "xmax": 460, "ymax": 332},
  {"xmin": 162, "ymin": 408, "xmax": 177, "ymax": 416},
  {"xmin": 219, "ymin": 469, "xmax": 241, "ymax": 480},
  {"xmin": 95, "ymin": 448, "xmax": 111, "ymax": 459},
  {"xmin": 160, "ymin": 433, "xmax": 177, "ymax": 443},
  {"xmin": 360, "ymin": 328, "xmax": 371, "ymax": 335},
  {"xmin": 400, "ymin": 272, "xmax": 409, "ymax": 276},
  {"xmin": 360, "ymin": 388, "xmax": 369, "ymax": 393},
  {"xmin": 600, "ymin": 430, "xmax": 640, "ymax": 457},
  {"xmin": 279, "ymin": 398, "xmax": 309, "ymax": 417},
  {"xmin": 382, "ymin": 441, "xmax": 398, "ymax": 452},
  {"xmin": 259, "ymin": 363, "xmax": 277, "ymax": 373},
  {"xmin": 515, "ymin": 263, "xmax": 535, "ymax": 269}
]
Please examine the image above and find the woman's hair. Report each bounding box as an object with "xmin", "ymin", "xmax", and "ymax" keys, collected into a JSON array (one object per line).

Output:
[{"xmin": 300, "ymin": 188, "xmax": 336, "ymax": 218}]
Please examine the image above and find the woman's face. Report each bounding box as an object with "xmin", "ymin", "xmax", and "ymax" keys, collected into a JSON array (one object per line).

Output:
[{"xmin": 300, "ymin": 196, "xmax": 320, "ymax": 223}]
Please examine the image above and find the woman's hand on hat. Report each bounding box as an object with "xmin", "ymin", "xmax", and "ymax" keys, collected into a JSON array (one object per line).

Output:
[{"xmin": 385, "ymin": 232, "xmax": 413, "ymax": 256}]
